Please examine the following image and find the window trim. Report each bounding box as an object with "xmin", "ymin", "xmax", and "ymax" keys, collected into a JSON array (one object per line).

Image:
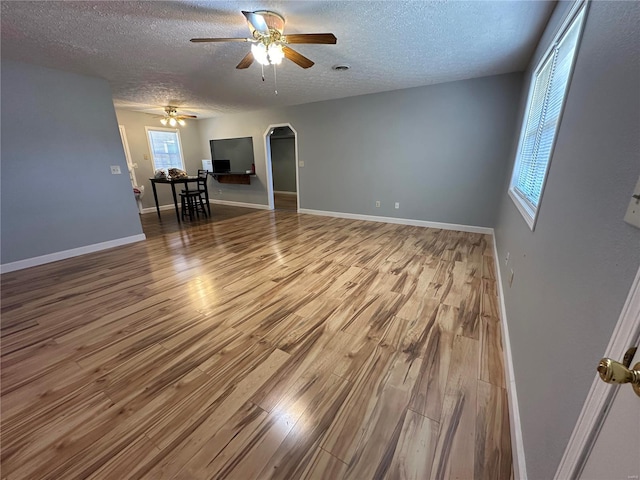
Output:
[
  {"xmin": 508, "ymin": 0, "xmax": 588, "ymax": 230},
  {"xmin": 145, "ymin": 126, "xmax": 185, "ymax": 172}
]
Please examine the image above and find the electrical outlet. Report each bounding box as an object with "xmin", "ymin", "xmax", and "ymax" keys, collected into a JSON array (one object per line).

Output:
[
  {"xmin": 298, "ymin": 160, "xmax": 305, "ymax": 167},
  {"xmin": 623, "ymin": 175, "xmax": 640, "ymax": 229},
  {"xmin": 505, "ymin": 252, "xmax": 510, "ymax": 266},
  {"xmin": 509, "ymin": 269, "xmax": 515, "ymax": 288},
  {"xmin": 375, "ymin": 200, "xmax": 381, "ymax": 208},
  {"xmin": 143, "ymin": 154, "xmax": 149, "ymax": 160},
  {"xmin": 110, "ymin": 165, "xmax": 121, "ymax": 174},
  {"xmin": 395, "ymin": 202, "xmax": 400, "ymax": 209},
  {"xmin": 218, "ymin": 189, "xmax": 222, "ymax": 195}
]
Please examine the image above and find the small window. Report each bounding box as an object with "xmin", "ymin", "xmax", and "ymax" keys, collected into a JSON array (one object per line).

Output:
[
  {"xmin": 509, "ymin": 2, "xmax": 587, "ymax": 229},
  {"xmin": 146, "ymin": 127, "xmax": 185, "ymax": 171}
]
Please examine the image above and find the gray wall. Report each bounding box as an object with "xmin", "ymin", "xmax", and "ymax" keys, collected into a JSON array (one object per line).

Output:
[
  {"xmin": 199, "ymin": 73, "xmax": 523, "ymax": 227},
  {"xmin": 493, "ymin": 2, "xmax": 640, "ymax": 478},
  {"xmin": 270, "ymin": 137, "xmax": 296, "ymax": 193},
  {"xmin": 115, "ymin": 109, "xmax": 204, "ymax": 210},
  {"xmin": 1, "ymin": 60, "xmax": 143, "ymax": 265}
]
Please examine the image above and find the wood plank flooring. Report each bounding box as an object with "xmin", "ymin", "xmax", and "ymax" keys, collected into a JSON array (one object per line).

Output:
[
  {"xmin": 0, "ymin": 209, "xmax": 512, "ymax": 479},
  {"xmin": 140, "ymin": 204, "xmax": 259, "ymax": 239},
  {"xmin": 274, "ymin": 192, "xmax": 297, "ymax": 211}
]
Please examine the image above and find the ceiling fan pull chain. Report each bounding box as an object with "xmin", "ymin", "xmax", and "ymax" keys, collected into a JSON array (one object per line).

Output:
[{"xmin": 274, "ymin": 64, "xmax": 278, "ymax": 95}]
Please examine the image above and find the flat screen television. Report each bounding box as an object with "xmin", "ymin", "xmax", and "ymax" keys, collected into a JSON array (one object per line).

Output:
[
  {"xmin": 210, "ymin": 137, "xmax": 254, "ymax": 173},
  {"xmin": 212, "ymin": 159, "xmax": 230, "ymax": 173}
]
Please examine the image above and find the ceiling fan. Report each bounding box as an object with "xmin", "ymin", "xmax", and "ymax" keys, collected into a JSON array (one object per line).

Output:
[
  {"xmin": 190, "ymin": 10, "xmax": 337, "ymax": 70},
  {"xmin": 158, "ymin": 106, "xmax": 197, "ymax": 126}
]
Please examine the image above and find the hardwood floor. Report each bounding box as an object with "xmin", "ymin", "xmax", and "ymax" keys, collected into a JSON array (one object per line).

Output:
[
  {"xmin": 0, "ymin": 210, "xmax": 512, "ymax": 479},
  {"xmin": 274, "ymin": 192, "xmax": 297, "ymax": 211},
  {"xmin": 140, "ymin": 203, "xmax": 260, "ymax": 239}
]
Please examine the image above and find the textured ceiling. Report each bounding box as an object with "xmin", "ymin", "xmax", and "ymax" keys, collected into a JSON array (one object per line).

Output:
[{"xmin": 1, "ymin": 1, "xmax": 554, "ymax": 118}]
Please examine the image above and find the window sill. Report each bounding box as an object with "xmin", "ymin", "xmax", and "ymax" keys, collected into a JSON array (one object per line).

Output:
[{"xmin": 508, "ymin": 188, "xmax": 537, "ymax": 231}]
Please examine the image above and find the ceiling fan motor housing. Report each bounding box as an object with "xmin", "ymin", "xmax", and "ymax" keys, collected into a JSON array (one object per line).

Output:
[{"xmin": 251, "ymin": 10, "xmax": 285, "ymax": 39}]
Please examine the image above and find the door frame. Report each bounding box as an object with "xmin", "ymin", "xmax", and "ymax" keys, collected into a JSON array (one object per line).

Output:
[
  {"xmin": 119, "ymin": 125, "xmax": 137, "ymax": 187},
  {"xmin": 555, "ymin": 265, "xmax": 640, "ymax": 478},
  {"xmin": 263, "ymin": 123, "xmax": 299, "ymax": 211}
]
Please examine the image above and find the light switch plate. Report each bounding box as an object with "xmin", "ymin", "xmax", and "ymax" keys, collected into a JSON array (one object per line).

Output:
[
  {"xmin": 110, "ymin": 165, "xmax": 121, "ymax": 174},
  {"xmin": 623, "ymin": 176, "xmax": 640, "ymax": 229},
  {"xmin": 298, "ymin": 160, "xmax": 304, "ymax": 167}
]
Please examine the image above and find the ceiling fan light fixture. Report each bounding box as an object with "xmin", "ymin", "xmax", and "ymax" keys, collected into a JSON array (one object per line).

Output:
[
  {"xmin": 178, "ymin": 119, "xmax": 186, "ymax": 126},
  {"xmin": 251, "ymin": 43, "xmax": 269, "ymax": 65},
  {"xmin": 251, "ymin": 42, "xmax": 284, "ymax": 66},
  {"xmin": 267, "ymin": 44, "xmax": 284, "ymax": 65},
  {"xmin": 168, "ymin": 117, "xmax": 177, "ymax": 127},
  {"xmin": 191, "ymin": 10, "xmax": 336, "ymax": 74},
  {"xmin": 160, "ymin": 118, "xmax": 168, "ymax": 126}
]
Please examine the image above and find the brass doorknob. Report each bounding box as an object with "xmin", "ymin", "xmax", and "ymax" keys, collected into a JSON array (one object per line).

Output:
[{"xmin": 597, "ymin": 349, "xmax": 640, "ymax": 398}]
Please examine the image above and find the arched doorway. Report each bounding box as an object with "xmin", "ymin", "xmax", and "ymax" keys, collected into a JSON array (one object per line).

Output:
[{"xmin": 264, "ymin": 124, "xmax": 299, "ymax": 211}]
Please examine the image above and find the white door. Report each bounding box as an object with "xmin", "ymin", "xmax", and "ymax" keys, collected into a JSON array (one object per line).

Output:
[
  {"xmin": 118, "ymin": 125, "xmax": 137, "ymax": 187},
  {"xmin": 580, "ymin": 377, "xmax": 640, "ymax": 479},
  {"xmin": 556, "ymin": 267, "xmax": 640, "ymax": 479},
  {"xmin": 119, "ymin": 125, "xmax": 143, "ymax": 214}
]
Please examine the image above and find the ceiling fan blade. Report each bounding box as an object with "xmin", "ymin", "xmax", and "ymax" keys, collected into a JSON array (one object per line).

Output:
[
  {"xmin": 179, "ymin": 115, "xmax": 198, "ymax": 119},
  {"xmin": 190, "ymin": 37, "xmax": 249, "ymax": 43},
  {"xmin": 283, "ymin": 46, "xmax": 314, "ymax": 69},
  {"xmin": 236, "ymin": 51, "xmax": 255, "ymax": 69},
  {"xmin": 242, "ymin": 11, "xmax": 269, "ymax": 35},
  {"xmin": 284, "ymin": 33, "xmax": 337, "ymax": 45}
]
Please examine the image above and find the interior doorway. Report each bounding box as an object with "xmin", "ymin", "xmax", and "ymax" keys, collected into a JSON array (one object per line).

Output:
[{"xmin": 264, "ymin": 124, "xmax": 299, "ymax": 211}]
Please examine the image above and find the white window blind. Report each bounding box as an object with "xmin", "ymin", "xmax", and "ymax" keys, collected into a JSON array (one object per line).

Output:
[
  {"xmin": 146, "ymin": 128, "xmax": 185, "ymax": 171},
  {"xmin": 509, "ymin": 4, "xmax": 586, "ymax": 229}
]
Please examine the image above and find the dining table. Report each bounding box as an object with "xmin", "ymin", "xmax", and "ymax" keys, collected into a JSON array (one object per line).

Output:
[{"xmin": 149, "ymin": 176, "xmax": 210, "ymax": 223}]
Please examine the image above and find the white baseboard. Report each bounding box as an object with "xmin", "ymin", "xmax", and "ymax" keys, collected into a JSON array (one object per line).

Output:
[
  {"xmin": 210, "ymin": 199, "xmax": 270, "ymax": 210},
  {"xmin": 0, "ymin": 234, "xmax": 147, "ymax": 274},
  {"xmin": 298, "ymin": 208, "xmax": 493, "ymax": 235},
  {"xmin": 140, "ymin": 204, "xmax": 176, "ymax": 214},
  {"xmin": 492, "ymin": 235, "xmax": 528, "ymax": 480}
]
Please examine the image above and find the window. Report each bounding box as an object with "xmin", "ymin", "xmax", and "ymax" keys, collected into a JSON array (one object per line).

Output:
[
  {"xmin": 146, "ymin": 127, "xmax": 185, "ymax": 171},
  {"xmin": 509, "ymin": 2, "xmax": 587, "ymax": 229}
]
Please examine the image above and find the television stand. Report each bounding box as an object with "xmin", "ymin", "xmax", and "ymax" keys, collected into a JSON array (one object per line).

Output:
[{"xmin": 210, "ymin": 172, "xmax": 253, "ymax": 185}]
